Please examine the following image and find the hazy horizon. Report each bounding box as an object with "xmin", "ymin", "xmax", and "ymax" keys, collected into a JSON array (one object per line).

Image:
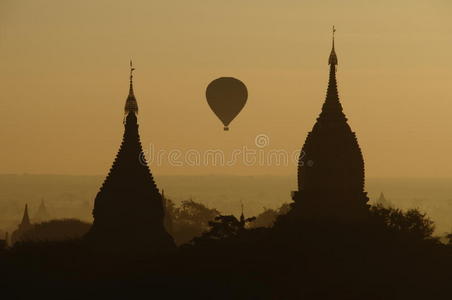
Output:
[{"xmin": 2, "ymin": 174, "xmax": 452, "ymax": 234}]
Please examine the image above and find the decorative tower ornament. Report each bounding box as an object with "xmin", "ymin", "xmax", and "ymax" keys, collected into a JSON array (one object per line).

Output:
[
  {"xmin": 124, "ymin": 60, "xmax": 138, "ymax": 118},
  {"xmin": 328, "ymin": 26, "xmax": 338, "ymax": 67}
]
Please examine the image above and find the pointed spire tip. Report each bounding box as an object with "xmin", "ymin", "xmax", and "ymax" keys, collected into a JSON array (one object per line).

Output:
[
  {"xmin": 328, "ymin": 26, "xmax": 338, "ymax": 66},
  {"xmin": 125, "ymin": 60, "xmax": 139, "ymax": 116}
]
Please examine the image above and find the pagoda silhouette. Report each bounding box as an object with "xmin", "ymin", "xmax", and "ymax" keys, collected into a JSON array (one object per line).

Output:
[
  {"xmin": 11, "ymin": 204, "xmax": 33, "ymax": 244},
  {"xmin": 85, "ymin": 62, "xmax": 175, "ymax": 252},
  {"xmin": 376, "ymin": 192, "xmax": 392, "ymax": 208},
  {"xmin": 34, "ymin": 198, "xmax": 50, "ymax": 223},
  {"xmin": 291, "ymin": 28, "xmax": 369, "ymax": 221}
]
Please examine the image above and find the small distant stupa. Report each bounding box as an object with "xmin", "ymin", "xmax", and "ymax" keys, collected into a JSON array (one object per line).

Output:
[
  {"xmin": 291, "ymin": 27, "xmax": 369, "ymax": 221},
  {"xmin": 34, "ymin": 198, "xmax": 50, "ymax": 223},
  {"xmin": 376, "ymin": 192, "xmax": 392, "ymax": 208},
  {"xmin": 85, "ymin": 62, "xmax": 175, "ymax": 252},
  {"xmin": 11, "ymin": 204, "xmax": 33, "ymax": 244}
]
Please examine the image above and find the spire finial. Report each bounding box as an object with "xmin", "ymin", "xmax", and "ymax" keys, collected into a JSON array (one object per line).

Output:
[
  {"xmin": 128, "ymin": 59, "xmax": 135, "ymax": 96},
  {"xmin": 328, "ymin": 26, "xmax": 338, "ymax": 66},
  {"xmin": 332, "ymin": 25, "xmax": 336, "ymax": 44},
  {"xmin": 130, "ymin": 59, "xmax": 135, "ymax": 83},
  {"xmin": 124, "ymin": 59, "xmax": 138, "ymax": 117}
]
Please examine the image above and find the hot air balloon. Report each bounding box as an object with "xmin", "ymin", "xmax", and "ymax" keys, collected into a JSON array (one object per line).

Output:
[{"xmin": 206, "ymin": 77, "xmax": 248, "ymax": 131}]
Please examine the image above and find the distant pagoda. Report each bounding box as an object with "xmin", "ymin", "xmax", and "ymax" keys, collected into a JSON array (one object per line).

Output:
[
  {"xmin": 85, "ymin": 62, "xmax": 175, "ymax": 252},
  {"xmin": 291, "ymin": 28, "xmax": 369, "ymax": 220},
  {"xmin": 11, "ymin": 204, "xmax": 33, "ymax": 244},
  {"xmin": 34, "ymin": 198, "xmax": 50, "ymax": 223},
  {"xmin": 376, "ymin": 192, "xmax": 392, "ymax": 208}
]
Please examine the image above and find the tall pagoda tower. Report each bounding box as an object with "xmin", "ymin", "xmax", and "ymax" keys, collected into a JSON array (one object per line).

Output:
[
  {"xmin": 85, "ymin": 62, "xmax": 175, "ymax": 252},
  {"xmin": 291, "ymin": 28, "xmax": 369, "ymax": 220}
]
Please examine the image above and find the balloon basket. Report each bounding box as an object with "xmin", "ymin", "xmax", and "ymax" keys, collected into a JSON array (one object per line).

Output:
[{"xmin": 223, "ymin": 126, "xmax": 229, "ymax": 131}]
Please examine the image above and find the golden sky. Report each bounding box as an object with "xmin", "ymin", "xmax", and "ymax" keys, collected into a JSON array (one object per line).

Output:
[{"xmin": 1, "ymin": 0, "xmax": 452, "ymax": 177}]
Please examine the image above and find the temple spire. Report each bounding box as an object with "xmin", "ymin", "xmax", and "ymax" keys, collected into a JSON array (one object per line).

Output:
[
  {"xmin": 21, "ymin": 204, "xmax": 30, "ymax": 227},
  {"xmin": 10, "ymin": 203, "xmax": 33, "ymax": 245},
  {"xmin": 239, "ymin": 200, "xmax": 246, "ymax": 226},
  {"xmin": 318, "ymin": 26, "xmax": 345, "ymax": 122},
  {"xmin": 124, "ymin": 60, "xmax": 138, "ymax": 116},
  {"xmin": 86, "ymin": 65, "xmax": 175, "ymax": 252},
  {"xmin": 328, "ymin": 26, "xmax": 338, "ymax": 66},
  {"xmin": 35, "ymin": 198, "xmax": 50, "ymax": 222},
  {"xmin": 291, "ymin": 29, "xmax": 369, "ymax": 221},
  {"xmin": 129, "ymin": 59, "xmax": 135, "ymax": 96}
]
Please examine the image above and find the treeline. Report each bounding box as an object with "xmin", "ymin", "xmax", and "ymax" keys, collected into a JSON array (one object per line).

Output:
[
  {"xmin": 164, "ymin": 198, "xmax": 291, "ymax": 245},
  {"xmin": 6, "ymin": 198, "xmax": 452, "ymax": 247},
  {"xmin": 2, "ymin": 201, "xmax": 452, "ymax": 299},
  {"xmin": 6, "ymin": 198, "xmax": 291, "ymax": 246}
]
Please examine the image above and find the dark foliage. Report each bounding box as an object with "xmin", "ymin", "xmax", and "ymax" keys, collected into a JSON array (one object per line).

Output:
[
  {"xmin": 249, "ymin": 203, "xmax": 291, "ymax": 228},
  {"xmin": 370, "ymin": 204, "xmax": 435, "ymax": 240},
  {"xmin": 1, "ymin": 205, "xmax": 451, "ymax": 299},
  {"xmin": 192, "ymin": 214, "xmax": 256, "ymax": 244},
  {"xmin": 165, "ymin": 199, "xmax": 220, "ymax": 245},
  {"xmin": 19, "ymin": 219, "xmax": 91, "ymax": 242}
]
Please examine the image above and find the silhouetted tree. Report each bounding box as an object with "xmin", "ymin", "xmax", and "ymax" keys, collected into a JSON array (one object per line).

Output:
[
  {"xmin": 444, "ymin": 233, "xmax": 452, "ymax": 247},
  {"xmin": 250, "ymin": 203, "xmax": 291, "ymax": 228},
  {"xmin": 370, "ymin": 204, "xmax": 435, "ymax": 240},
  {"xmin": 163, "ymin": 197, "xmax": 175, "ymax": 235},
  {"xmin": 168, "ymin": 199, "xmax": 220, "ymax": 245},
  {"xmin": 193, "ymin": 214, "xmax": 256, "ymax": 243}
]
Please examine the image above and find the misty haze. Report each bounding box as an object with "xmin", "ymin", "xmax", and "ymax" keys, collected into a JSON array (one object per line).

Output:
[{"xmin": 2, "ymin": 174, "xmax": 452, "ymax": 234}]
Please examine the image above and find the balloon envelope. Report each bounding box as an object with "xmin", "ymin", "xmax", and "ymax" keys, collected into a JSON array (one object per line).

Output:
[{"xmin": 206, "ymin": 77, "xmax": 248, "ymax": 131}]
